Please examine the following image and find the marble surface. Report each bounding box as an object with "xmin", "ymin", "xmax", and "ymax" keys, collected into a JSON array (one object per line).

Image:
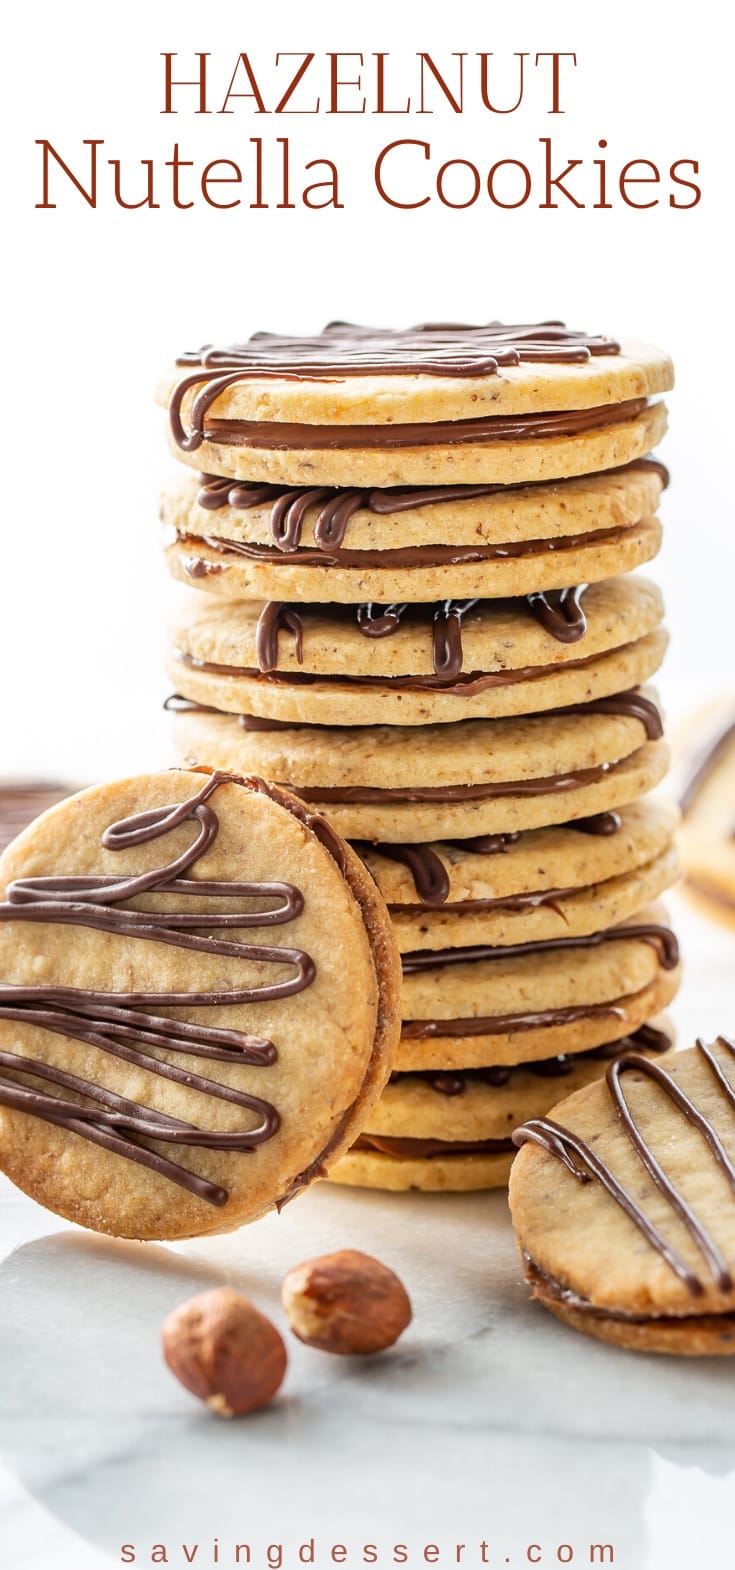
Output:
[{"xmin": 0, "ymin": 889, "xmax": 733, "ymax": 1570}]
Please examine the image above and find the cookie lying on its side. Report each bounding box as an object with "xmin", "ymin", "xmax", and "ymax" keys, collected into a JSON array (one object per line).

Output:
[
  {"xmin": 509, "ymin": 1039, "xmax": 735, "ymax": 1354},
  {"xmin": 0, "ymin": 770, "xmax": 401, "ymax": 1239}
]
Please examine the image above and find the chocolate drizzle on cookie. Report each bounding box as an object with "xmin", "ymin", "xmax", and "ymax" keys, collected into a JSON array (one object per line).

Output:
[
  {"xmin": 170, "ymin": 321, "xmax": 621, "ymax": 451},
  {"xmin": 0, "ymin": 772, "xmax": 316, "ymax": 1207},
  {"xmin": 390, "ymin": 1026, "xmax": 673, "ymax": 1095},
  {"xmin": 175, "ymin": 517, "xmax": 641, "ymax": 572},
  {"xmin": 513, "ymin": 1036, "xmax": 735, "ymax": 1296}
]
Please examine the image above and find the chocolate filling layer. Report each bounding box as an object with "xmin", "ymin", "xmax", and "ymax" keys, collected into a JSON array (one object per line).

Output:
[
  {"xmin": 199, "ymin": 398, "xmax": 649, "ymax": 452},
  {"xmin": 514, "ymin": 1037, "xmax": 735, "ymax": 1297}
]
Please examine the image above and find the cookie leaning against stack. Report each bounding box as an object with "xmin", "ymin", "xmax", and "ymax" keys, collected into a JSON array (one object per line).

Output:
[{"xmin": 158, "ymin": 320, "xmax": 680, "ymax": 1192}]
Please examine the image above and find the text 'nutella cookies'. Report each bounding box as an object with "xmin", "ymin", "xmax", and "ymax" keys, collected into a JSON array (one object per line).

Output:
[{"xmin": 0, "ymin": 770, "xmax": 401, "ymax": 1238}]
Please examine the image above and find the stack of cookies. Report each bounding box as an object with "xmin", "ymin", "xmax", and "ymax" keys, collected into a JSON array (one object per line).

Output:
[{"xmin": 158, "ymin": 321, "xmax": 681, "ymax": 1195}]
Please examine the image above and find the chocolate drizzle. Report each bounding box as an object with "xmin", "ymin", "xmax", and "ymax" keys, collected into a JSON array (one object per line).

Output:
[
  {"xmin": 0, "ymin": 784, "xmax": 74, "ymax": 855},
  {"xmin": 514, "ymin": 1037, "xmax": 735, "ymax": 1297},
  {"xmin": 171, "ymin": 321, "xmax": 621, "ymax": 451},
  {"xmin": 233, "ymin": 590, "xmax": 593, "ymax": 685},
  {"xmin": 391, "ymin": 1027, "xmax": 673, "ymax": 1094},
  {"xmin": 0, "ymin": 772, "xmax": 316, "ymax": 1207},
  {"xmin": 526, "ymin": 586, "xmax": 587, "ymax": 643},
  {"xmin": 175, "ymin": 518, "xmax": 638, "ymax": 571}
]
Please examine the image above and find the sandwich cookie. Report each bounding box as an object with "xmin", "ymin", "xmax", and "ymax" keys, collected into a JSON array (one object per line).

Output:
[
  {"xmin": 163, "ymin": 461, "xmax": 666, "ymax": 605},
  {"xmin": 172, "ymin": 688, "xmax": 669, "ymax": 842},
  {"xmin": 359, "ymin": 798, "xmax": 680, "ymax": 951},
  {"xmin": 0, "ymin": 770, "xmax": 401, "ymax": 1239},
  {"xmin": 159, "ymin": 322, "xmax": 672, "ymax": 487},
  {"xmin": 395, "ymin": 902, "xmax": 680, "ymax": 1071},
  {"xmin": 676, "ymin": 704, "xmax": 735, "ymax": 927},
  {"xmin": 168, "ymin": 577, "xmax": 667, "ymax": 728},
  {"xmin": 330, "ymin": 1019, "xmax": 674, "ymax": 1194},
  {"xmin": 510, "ymin": 1037, "xmax": 735, "ymax": 1353},
  {"xmin": 0, "ymin": 783, "xmax": 74, "ymax": 855}
]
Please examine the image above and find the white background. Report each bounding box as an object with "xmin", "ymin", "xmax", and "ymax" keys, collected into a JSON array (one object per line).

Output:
[{"xmin": 2, "ymin": 0, "xmax": 734, "ymax": 782}]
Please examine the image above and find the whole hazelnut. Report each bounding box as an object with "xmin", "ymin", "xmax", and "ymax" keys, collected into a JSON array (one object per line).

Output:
[
  {"xmin": 161, "ymin": 1287, "xmax": 287, "ymax": 1417},
  {"xmin": 281, "ymin": 1249, "xmax": 412, "ymax": 1355}
]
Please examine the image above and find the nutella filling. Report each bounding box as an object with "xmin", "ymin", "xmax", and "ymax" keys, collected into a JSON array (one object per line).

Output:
[
  {"xmin": 514, "ymin": 1036, "xmax": 735, "ymax": 1298},
  {"xmin": 199, "ymin": 398, "xmax": 649, "ymax": 452}
]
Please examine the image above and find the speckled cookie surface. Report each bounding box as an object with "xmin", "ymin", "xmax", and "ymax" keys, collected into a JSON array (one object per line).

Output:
[
  {"xmin": 168, "ymin": 579, "xmax": 667, "ymax": 726},
  {"xmin": 509, "ymin": 1038, "xmax": 735, "ymax": 1353},
  {"xmin": 676, "ymin": 704, "xmax": 735, "ymax": 928},
  {"xmin": 0, "ymin": 771, "xmax": 401, "ymax": 1240},
  {"xmin": 172, "ymin": 700, "xmax": 669, "ymax": 842}
]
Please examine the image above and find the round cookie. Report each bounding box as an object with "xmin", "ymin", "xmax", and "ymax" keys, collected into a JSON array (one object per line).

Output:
[
  {"xmin": 329, "ymin": 1018, "xmax": 674, "ymax": 1193},
  {"xmin": 160, "ymin": 327, "xmax": 673, "ymax": 426},
  {"xmin": 159, "ymin": 325, "xmax": 672, "ymax": 486},
  {"xmin": 0, "ymin": 770, "xmax": 401, "ymax": 1239},
  {"xmin": 358, "ymin": 799, "xmax": 678, "ymax": 942},
  {"xmin": 0, "ymin": 782, "xmax": 74, "ymax": 855},
  {"xmin": 162, "ymin": 460, "xmax": 666, "ymax": 605},
  {"xmin": 675, "ymin": 704, "xmax": 735, "ymax": 928},
  {"xmin": 168, "ymin": 579, "xmax": 668, "ymax": 727},
  {"xmin": 172, "ymin": 692, "xmax": 669, "ymax": 842},
  {"xmin": 510, "ymin": 1037, "xmax": 735, "ymax": 1354}
]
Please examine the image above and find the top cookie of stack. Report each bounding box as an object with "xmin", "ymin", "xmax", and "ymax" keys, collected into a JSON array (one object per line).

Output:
[{"xmin": 158, "ymin": 320, "xmax": 679, "ymax": 1197}]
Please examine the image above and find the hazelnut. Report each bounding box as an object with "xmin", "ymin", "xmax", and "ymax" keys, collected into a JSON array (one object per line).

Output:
[
  {"xmin": 281, "ymin": 1248, "xmax": 412, "ymax": 1355},
  {"xmin": 161, "ymin": 1287, "xmax": 287, "ymax": 1417}
]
